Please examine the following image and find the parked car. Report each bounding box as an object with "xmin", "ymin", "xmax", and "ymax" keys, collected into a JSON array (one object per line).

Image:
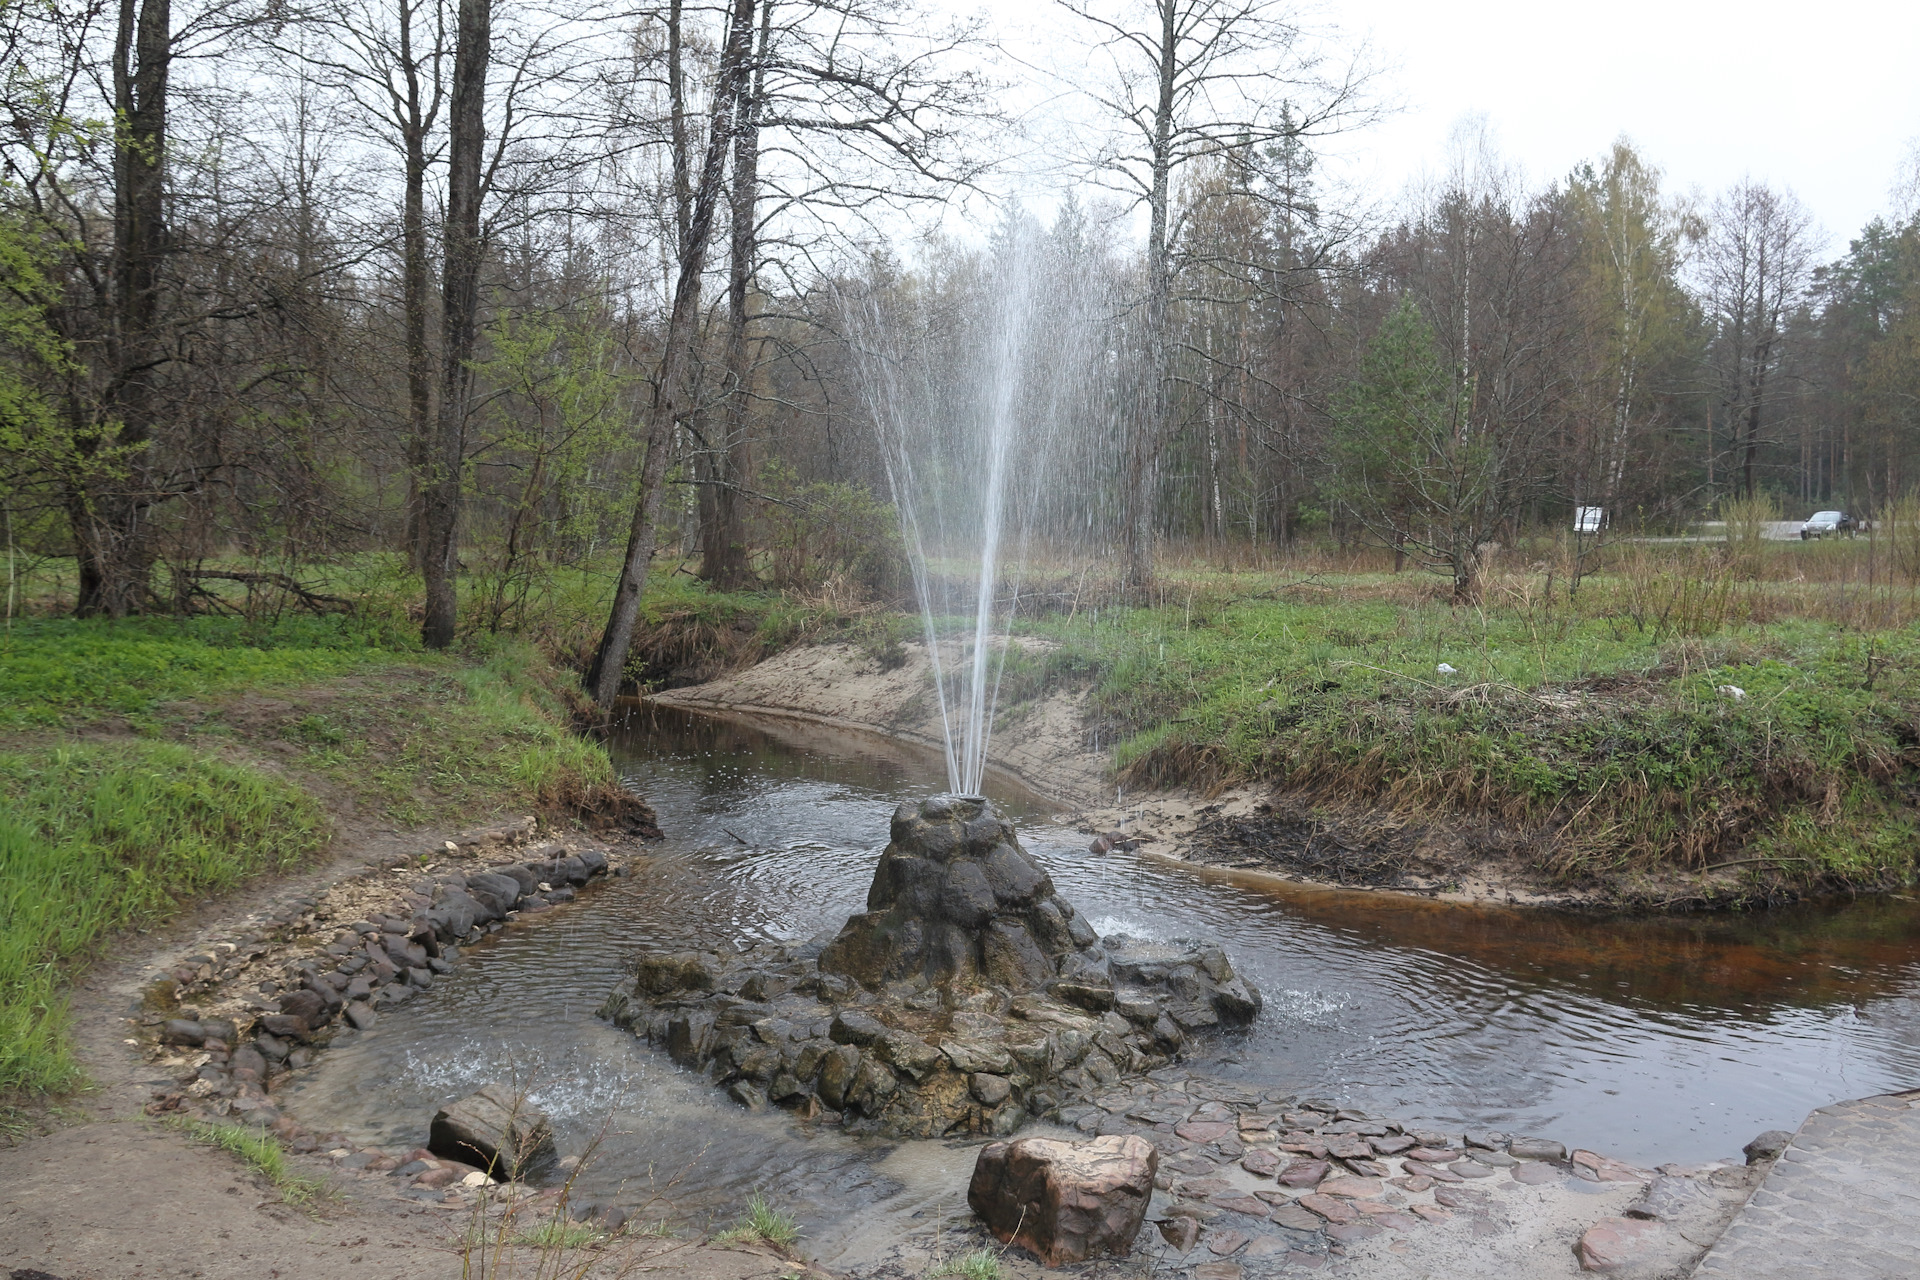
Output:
[{"xmin": 1801, "ymin": 510, "xmax": 1857, "ymax": 539}]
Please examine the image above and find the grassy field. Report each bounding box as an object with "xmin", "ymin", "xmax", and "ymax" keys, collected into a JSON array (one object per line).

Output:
[{"xmin": 0, "ymin": 613, "xmax": 641, "ymax": 1105}]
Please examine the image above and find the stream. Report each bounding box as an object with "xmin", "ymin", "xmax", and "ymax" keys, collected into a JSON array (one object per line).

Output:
[{"xmin": 281, "ymin": 703, "xmax": 1920, "ymax": 1264}]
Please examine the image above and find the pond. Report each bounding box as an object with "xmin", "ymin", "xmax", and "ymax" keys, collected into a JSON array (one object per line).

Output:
[{"xmin": 280, "ymin": 702, "xmax": 1920, "ymax": 1263}]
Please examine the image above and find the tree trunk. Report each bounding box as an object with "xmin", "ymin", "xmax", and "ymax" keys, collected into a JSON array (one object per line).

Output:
[
  {"xmin": 400, "ymin": 4, "xmax": 436, "ymax": 570},
  {"xmin": 76, "ymin": 0, "xmax": 172, "ymax": 616},
  {"xmin": 702, "ymin": 0, "xmax": 768, "ymax": 591},
  {"xmin": 587, "ymin": 0, "xmax": 758, "ymax": 704},
  {"xmin": 1124, "ymin": 0, "xmax": 1178, "ymax": 592},
  {"xmin": 420, "ymin": 0, "xmax": 489, "ymax": 649}
]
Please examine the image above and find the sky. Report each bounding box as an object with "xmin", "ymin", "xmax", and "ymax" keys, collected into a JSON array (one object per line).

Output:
[{"xmin": 970, "ymin": 0, "xmax": 1920, "ymax": 256}]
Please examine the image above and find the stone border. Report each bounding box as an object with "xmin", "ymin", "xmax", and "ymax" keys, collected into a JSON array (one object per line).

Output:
[{"xmin": 135, "ymin": 816, "xmax": 638, "ymax": 1206}]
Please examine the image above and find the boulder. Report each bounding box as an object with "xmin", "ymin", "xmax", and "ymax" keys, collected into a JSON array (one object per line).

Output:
[
  {"xmin": 428, "ymin": 1084, "xmax": 558, "ymax": 1180},
  {"xmin": 818, "ymin": 797, "xmax": 1099, "ymax": 990},
  {"xmin": 968, "ymin": 1135, "xmax": 1159, "ymax": 1265}
]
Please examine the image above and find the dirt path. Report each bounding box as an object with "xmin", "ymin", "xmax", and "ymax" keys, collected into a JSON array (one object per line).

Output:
[{"xmin": 0, "ymin": 824, "xmax": 820, "ymax": 1280}]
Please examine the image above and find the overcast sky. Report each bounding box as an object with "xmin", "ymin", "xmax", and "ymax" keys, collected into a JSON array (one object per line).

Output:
[{"xmin": 970, "ymin": 0, "xmax": 1920, "ymax": 257}]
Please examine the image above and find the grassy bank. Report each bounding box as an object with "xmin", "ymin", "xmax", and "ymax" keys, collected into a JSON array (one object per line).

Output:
[
  {"xmin": 0, "ymin": 614, "xmax": 643, "ymax": 1105},
  {"xmin": 994, "ymin": 550, "xmax": 1920, "ymax": 903}
]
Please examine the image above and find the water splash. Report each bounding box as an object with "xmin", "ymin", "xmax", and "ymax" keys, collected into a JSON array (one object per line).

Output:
[{"xmin": 843, "ymin": 218, "xmax": 1102, "ymax": 793}]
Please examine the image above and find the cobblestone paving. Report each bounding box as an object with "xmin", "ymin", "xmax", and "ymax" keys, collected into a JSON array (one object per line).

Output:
[{"xmin": 1692, "ymin": 1089, "xmax": 1920, "ymax": 1279}]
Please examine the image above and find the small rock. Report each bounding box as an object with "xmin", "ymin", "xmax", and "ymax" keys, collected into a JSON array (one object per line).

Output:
[
  {"xmin": 1742, "ymin": 1129, "xmax": 1793, "ymax": 1164},
  {"xmin": 1159, "ymin": 1215, "xmax": 1200, "ymax": 1252},
  {"xmin": 971, "ymin": 1073, "xmax": 1012, "ymax": 1106},
  {"xmin": 1206, "ymin": 1227, "xmax": 1249, "ymax": 1255},
  {"xmin": 1240, "ymin": 1149, "xmax": 1280, "ymax": 1177},
  {"xmin": 1511, "ymin": 1161, "xmax": 1559, "ymax": 1185},
  {"xmin": 1576, "ymin": 1216, "xmax": 1664, "ymax": 1271},
  {"xmin": 1509, "ymin": 1136, "xmax": 1567, "ymax": 1161},
  {"xmin": 344, "ymin": 1002, "xmax": 376, "ymax": 1031}
]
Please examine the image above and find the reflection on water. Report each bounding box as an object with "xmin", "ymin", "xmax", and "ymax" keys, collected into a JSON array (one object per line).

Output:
[{"xmin": 282, "ymin": 703, "xmax": 1920, "ymax": 1258}]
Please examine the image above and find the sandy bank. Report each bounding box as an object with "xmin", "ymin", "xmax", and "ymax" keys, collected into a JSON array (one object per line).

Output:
[{"xmin": 646, "ymin": 642, "xmax": 1604, "ymax": 909}]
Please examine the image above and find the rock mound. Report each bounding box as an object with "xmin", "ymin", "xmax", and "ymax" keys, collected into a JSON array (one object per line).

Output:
[{"xmin": 599, "ymin": 796, "xmax": 1261, "ymax": 1138}]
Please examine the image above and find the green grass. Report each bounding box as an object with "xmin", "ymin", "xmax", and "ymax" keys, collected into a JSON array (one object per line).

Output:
[
  {"xmin": 0, "ymin": 742, "xmax": 327, "ymax": 1097},
  {"xmin": 173, "ymin": 1118, "xmax": 328, "ymax": 1206},
  {"xmin": 0, "ymin": 618, "xmax": 637, "ymax": 1107},
  {"xmin": 929, "ymin": 1248, "xmax": 1003, "ymax": 1280},
  {"xmin": 0, "ymin": 614, "xmax": 409, "ymax": 731},
  {"xmin": 511, "ymin": 1219, "xmax": 604, "ymax": 1248},
  {"xmin": 712, "ymin": 1194, "xmax": 801, "ymax": 1250},
  {"xmin": 1004, "ymin": 578, "xmax": 1920, "ymax": 897}
]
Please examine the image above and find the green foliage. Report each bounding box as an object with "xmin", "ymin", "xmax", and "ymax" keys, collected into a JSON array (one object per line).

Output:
[
  {"xmin": 1327, "ymin": 297, "xmax": 1489, "ymax": 593},
  {"xmin": 0, "ymin": 742, "xmax": 326, "ymax": 1096},
  {"xmin": 468, "ymin": 310, "xmax": 639, "ymax": 636},
  {"xmin": 755, "ymin": 464, "xmax": 908, "ymax": 596},
  {"xmin": 173, "ymin": 1119, "xmax": 327, "ymax": 1206},
  {"xmin": 511, "ymin": 1219, "xmax": 604, "ymax": 1248}
]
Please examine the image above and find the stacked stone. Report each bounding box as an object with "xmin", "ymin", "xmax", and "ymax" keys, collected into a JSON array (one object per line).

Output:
[
  {"xmin": 145, "ymin": 833, "xmax": 615, "ymax": 1133},
  {"xmin": 599, "ymin": 795, "xmax": 1262, "ymax": 1139}
]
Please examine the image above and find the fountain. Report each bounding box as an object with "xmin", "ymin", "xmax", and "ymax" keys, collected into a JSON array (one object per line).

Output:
[{"xmin": 599, "ymin": 796, "xmax": 1261, "ymax": 1138}]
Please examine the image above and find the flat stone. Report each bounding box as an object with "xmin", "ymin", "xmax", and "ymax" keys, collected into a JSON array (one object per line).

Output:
[
  {"xmin": 1405, "ymin": 1146, "xmax": 1461, "ymax": 1163},
  {"xmin": 1208, "ymin": 1193, "xmax": 1268, "ymax": 1218},
  {"xmin": 1317, "ymin": 1176, "xmax": 1383, "ymax": 1199},
  {"xmin": 1409, "ymin": 1204, "xmax": 1450, "ymax": 1223},
  {"xmin": 1267, "ymin": 1204, "xmax": 1324, "ymax": 1232},
  {"xmin": 428, "ymin": 1084, "xmax": 558, "ymax": 1179},
  {"xmin": 1324, "ymin": 1222, "xmax": 1381, "ymax": 1242},
  {"xmin": 1206, "ymin": 1228, "xmax": 1250, "ymax": 1255},
  {"xmin": 1571, "ymin": 1150, "xmax": 1650, "ymax": 1184},
  {"xmin": 1192, "ymin": 1264, "xmax": 1243, "ymax": 1280},
  {"xmin": 1577, "ymin": 1216, "xmax": 1664, "ymax": 1271},
  {"xmin": 1390, "ymin": 1175, "xmax": 1433, "ymax": 1192},
  {"xmin": 1296, "ymin": 1194, "xmax": 1358, "ymax": 1225},
  {"xmin": 1341, "ymin": 1158, "xmax": 1390, "ymax": 1178},
  {"xmin": 1278, "ymin": 1158, "xmax": 1330, "ymax": 1187},
  {"xmin": 1402, "ymin": 1160, "xmax": 1463, "ymax": 1182},
  {"xmin": 1510, "ymin": 1136, "xmax": 1567, "ymax": 1161},
  {"xmin": 1449, "ymin": 1161, "xmax": 1497, "ymax": 1179},
  {"xmin": 1432, "ymin": 1186, "xmax": 1486, "ymax": 1210},
  {"xmin": 1625, "ymin": 1174, "xmax": 1709, "ymax": 1221},
  {"xmin": 1176, "ymin": 1120, "xmax": 1236, "ymax": 1143},
  {"xmin": 1240, "ymin": 1149, "xmax": 1280, "ymax": 1177},
  {"xmin": 1369, "ymin": 1133, "xmax": 1416, "ymax": 1156},
  {"xmin": 1370, "ymin": 1212, "xmax": 1420, "ymax": 1231}
]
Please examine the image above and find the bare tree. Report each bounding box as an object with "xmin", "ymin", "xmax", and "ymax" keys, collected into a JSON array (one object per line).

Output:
[
  {"xmin": 1056, "ymin": 0, "xmax": 1370, "ymax": 587},
  {"xmin": 1701, "ymin": 180, "xmax": 1816, "ymax": 500}
]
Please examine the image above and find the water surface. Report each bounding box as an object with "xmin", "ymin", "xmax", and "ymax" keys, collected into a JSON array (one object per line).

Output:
[{"xmin": 283, "ymin": 703, "xmax": 1920, "ymax": 1257}]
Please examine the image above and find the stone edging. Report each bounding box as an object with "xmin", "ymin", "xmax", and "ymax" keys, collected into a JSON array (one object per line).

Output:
[{"xmin": 134, "ymin": 816, "xmax": 636, "ymax": 1204}]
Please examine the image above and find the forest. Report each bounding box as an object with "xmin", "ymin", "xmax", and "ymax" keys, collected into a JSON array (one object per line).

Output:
[{"xmin": 3, "ymin": 0, "xmax": 1919, "ymax": 683}]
